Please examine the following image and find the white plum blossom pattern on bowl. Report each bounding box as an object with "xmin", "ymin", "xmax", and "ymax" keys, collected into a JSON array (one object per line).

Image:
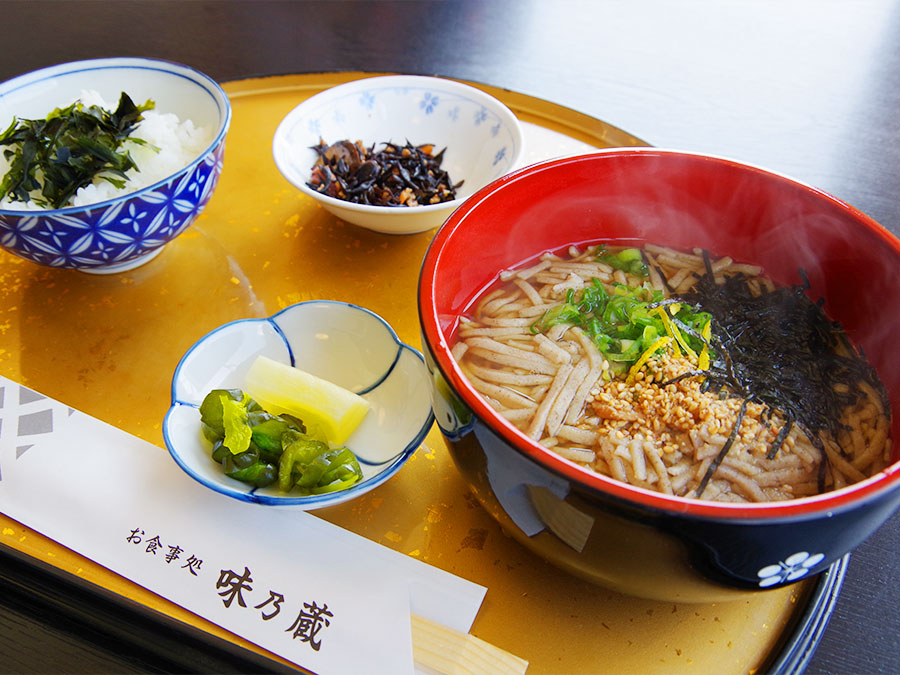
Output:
[{"xmin": 757, "ymin": 551, "xmax": 826, "ymax": 587}]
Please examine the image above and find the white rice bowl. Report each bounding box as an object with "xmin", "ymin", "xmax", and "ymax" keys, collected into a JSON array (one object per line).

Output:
[{"xmin": 0, "ymin": 89, "xmax": 212, "ymax": 210}]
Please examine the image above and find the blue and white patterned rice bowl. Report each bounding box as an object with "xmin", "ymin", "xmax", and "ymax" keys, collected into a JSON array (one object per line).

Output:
[
  {"xmin": 272, "ymin": 75, "xmax": 524, "ymax": 234},
  {"xmin": 0, "ymin": 57, "xmax": 231, "ymax": 273},
  {"xmin": 163, "ymin": 301, "xmax": 435, "ymax": 510}
]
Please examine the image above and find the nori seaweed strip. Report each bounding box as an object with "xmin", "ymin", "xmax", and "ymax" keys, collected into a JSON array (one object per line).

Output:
[
  {"xmin": 661, "ymin": 369, "xmax": 708, "ymax": 387},
  {"xmin": 696, "ymin": 398, "xmax": 750, "ymax": 497},
  {"xmin": 646, "ymin": 297, "xmax": 683, "ymax": 311},
  {"xmin": 818, "ymin": 449, "xmax": 828, "ymax": 493},
  {"xmin": 653, "ymin": 264, "xmax": 676, "ymax": 294},
  {"xmin": 766, "ymin": 415, "xmax": 794, "ymax": 460},
  {"xmin": 675, "ymin": 253, "xmax": 888, "ymax": 474}
]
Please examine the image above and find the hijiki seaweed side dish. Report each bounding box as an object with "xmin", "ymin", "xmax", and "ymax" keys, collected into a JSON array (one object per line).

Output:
[
  {"xmin": 307, "ymin": 139, "xmax": 462, "ymax": 207},
  {"xmin": 452, "ymin": 243, "xmax": 893, "ymax": 502}
]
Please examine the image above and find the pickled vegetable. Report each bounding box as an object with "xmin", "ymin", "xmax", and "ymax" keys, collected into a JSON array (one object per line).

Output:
[
  {"xmin": 244, "ymin": 355, "xmax": 370, "ymax": 445},
  {"xmin": 198, "ymin": 388, "xmax": 363, "ymax": 495}
]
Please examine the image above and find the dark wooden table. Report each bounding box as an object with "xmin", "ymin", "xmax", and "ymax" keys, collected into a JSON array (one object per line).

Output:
[{"xmin": 1, "ymin": 1, "xmax": 898, "ymax": 673}]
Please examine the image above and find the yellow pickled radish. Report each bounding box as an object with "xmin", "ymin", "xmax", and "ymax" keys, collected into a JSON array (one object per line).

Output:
[{"xmin": 244, "ymin": 355, "xmax": 370, "ymax": 445}]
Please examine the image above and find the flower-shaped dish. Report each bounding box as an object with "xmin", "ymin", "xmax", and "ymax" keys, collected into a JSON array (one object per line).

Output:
[
  {"xmin": 0, "ymin": 57, "xmax": 231, "ymax": 273},
  {"xmin": 164, "ymin": 301, "xmax": 434, "ymax": 509},
  {"xmin": 272, "ymin": 75, "xmax": 524, "ymax": 234}
]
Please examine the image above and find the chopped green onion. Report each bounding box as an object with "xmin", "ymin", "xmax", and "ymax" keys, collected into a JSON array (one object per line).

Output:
[
  {"xmin": 597, "ymin": 246, "xmax": 650, "ymax": 277},
  {"xmin": 531, "ymin": 270, "xmax": 713, "ymax": 374}
]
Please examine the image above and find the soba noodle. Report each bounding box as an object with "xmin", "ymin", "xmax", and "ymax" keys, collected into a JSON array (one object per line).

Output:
[{"xmin": 453, "ymin": 244, "xmax": 892, "ymax": 502}]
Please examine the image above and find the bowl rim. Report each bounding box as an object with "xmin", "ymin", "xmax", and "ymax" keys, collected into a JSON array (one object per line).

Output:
[
  {"xmin": 0, "ymin": 56, "xmax": 232, "ymax": 217},
  {"xmin": 164, "ymin": 300, "xmax": 433, "ymax": 507},
  {"xmin": 419, "ymin": 147, "xmax": 900, "ymax": 522},
  {"xmin": 271, "ymin": 73, "xmax": 525, "ymax": 217}
]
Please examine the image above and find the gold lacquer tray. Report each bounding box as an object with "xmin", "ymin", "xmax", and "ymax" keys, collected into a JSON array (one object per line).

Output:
[{"xmin": 0, "ymin": 72, "xmax": 832, "ymax": 673}]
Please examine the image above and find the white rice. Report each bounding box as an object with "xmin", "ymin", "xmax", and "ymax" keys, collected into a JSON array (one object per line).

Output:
[{"xmin": 0, "ymin": 90, "xmax": 213, "ymax": 210}]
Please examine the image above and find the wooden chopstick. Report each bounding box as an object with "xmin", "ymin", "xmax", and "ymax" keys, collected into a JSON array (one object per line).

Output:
[{"xmin": 411, "ymin": 613, "xmax": 529, "ymax": 674}]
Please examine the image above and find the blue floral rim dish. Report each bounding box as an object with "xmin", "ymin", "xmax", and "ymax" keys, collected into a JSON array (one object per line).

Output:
[
  {"xmin": 163, "ymin": 301, "xmax": 435, "ymax": 509},
  {"xmin": 272, "ymin": 74, "xmax": 524, "ymax": 234},
  {"xmin": 293, "ymin": 82, "xmax": 522, "ymax": 192}
]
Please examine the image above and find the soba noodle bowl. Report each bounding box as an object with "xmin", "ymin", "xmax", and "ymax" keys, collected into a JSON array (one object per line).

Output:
[{"xmin": 452, "ymin": 243, "xmax": 892, "ymax": 503}]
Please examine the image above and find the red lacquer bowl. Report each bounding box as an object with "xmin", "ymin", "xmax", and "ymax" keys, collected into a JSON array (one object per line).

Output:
[{"xmin": 418, "ymin": 149, "xmax": 900, "ymax": 602}]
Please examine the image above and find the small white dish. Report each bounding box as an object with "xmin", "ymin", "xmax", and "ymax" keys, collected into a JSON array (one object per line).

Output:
[
  {"xmin": 272, "ymin": 75, "xmax": 524, "ymax": 234},
  {"xmin": 163, "ymin": 301, "xmax": 434, "ymax": 509}
]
